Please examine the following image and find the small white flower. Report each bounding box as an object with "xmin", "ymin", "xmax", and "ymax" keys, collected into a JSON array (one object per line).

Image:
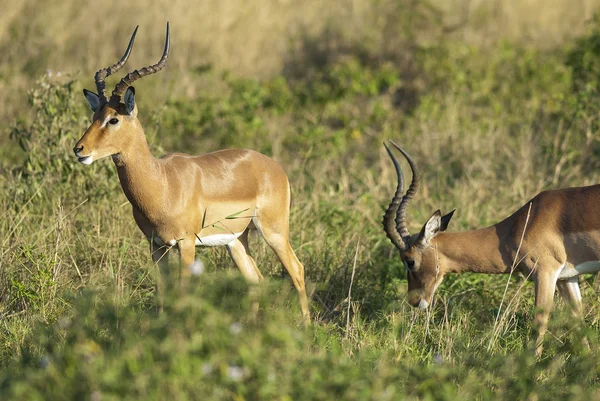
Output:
[
  {"xmin": 227, "ymin": 365, "xmax": 245, "ymax": 382},
  {"xmin": 229, "ymin": 322, "xmax": 242, "ymax": 335},
  {"xmin": 201, "ymin": 363, "xmax": 213, "ymax": 375},
  {"xmin": 46, "ymin": 69, "xmax": 52, "ymax": 77},
  {"xmin": 189, "ymin": 260, "xmax": 205, "ymax": 276},
  {"xmin": 56, "ymin": 71, "xmax": 62, "ymax": 77},
  {"xmin": 58, "ymin": 317, "xmax": 70, "ymax": 329},
  {"xmin": 40, "ymin": 355, "xmax": 50, "ymax": 369}
]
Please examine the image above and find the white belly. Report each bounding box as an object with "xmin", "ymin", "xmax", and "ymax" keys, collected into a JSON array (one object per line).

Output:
[
  {"xmin": 153, "ymin": 232, "xmax": 243, "ymax": 247},
  {"xmin": 558, "ymin": 261, "xmax": 600, "ymax": 280},
  {"xmin": 195, "ymin": 232, "xmax": 243, "ymax": 247}
]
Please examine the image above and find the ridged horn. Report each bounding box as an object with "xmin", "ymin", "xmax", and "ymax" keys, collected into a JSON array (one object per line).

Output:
[
  {"xmin": 382, "ymin": 140, "xmax": 421, "ymax": 250},
  {"xmin": 110, "ymin": 22, "xmax": 170, "ymax": 103},
  {"xmin": 94, "ymin": 26, "xmax": 139, "ymax": 104},
  {"xmin": 383, "ymin": 141, "xmax": 407, "ymax": 251}
]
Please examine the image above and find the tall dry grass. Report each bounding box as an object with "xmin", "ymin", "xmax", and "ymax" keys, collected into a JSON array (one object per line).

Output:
[{"xmin": 0, "ymin": 0, "xmax": 597, "ymax": 120}]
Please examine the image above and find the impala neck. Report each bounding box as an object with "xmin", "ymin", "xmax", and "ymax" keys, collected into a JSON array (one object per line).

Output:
[
  {"xmin": 112, "ymin": 123, "xmax": 163, "ymax": 212},
  {"xmin": 434, "ymin": 226, "xmax": 508, "ymax": 274}
]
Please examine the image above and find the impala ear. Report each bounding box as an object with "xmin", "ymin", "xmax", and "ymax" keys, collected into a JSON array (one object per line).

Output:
[
  {"xmin": 417, "ymin": 210, "xmax": 443, "ymax": 247},
  {"xmin": 440, "ymin": 209, "xmax": 456, "ymax": 232},
  {"xmin": 83, "ymin": 89, "xmax": 100, "ymax": 112},
  {"xmin": 124, "ymin": 86, "xmax": 137, "ymax": 116}
]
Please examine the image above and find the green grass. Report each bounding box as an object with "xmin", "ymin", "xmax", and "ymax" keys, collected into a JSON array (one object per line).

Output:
[{"xmin": 4, "ymin": 1, "xmax": 600, "ymax": 399}]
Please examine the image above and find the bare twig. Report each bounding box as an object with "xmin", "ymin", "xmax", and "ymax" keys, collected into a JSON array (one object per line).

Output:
[
  {"xmin": 346, "ymin": 240, "xmax": 360, "ymax": 337},
  {"xmin": 488, "ymin": 201, "xmax": 533, "ymax": 351}
]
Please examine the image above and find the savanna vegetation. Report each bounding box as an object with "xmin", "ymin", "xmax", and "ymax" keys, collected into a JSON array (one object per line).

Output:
[{"xmin": 3, "ymin": 0, "xmax": 600, "ymax": 399}]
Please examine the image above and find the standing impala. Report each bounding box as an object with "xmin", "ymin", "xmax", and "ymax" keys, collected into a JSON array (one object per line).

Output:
[
  {"xmin": 383, "ymin": 140, "xmax": 600, "ymax": 355},
  {"xmin": 73, "ymin": 24, "xmax": 309, "ymax": 321}
]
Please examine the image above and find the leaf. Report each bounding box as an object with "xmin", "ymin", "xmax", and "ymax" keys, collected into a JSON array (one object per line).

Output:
[
  {"xmin": 201, "ymin": 208, "xmax": 208, "ymax": 228},
  {"xmin": 225, "ymin": 208, "xmax": 250, "ymax": 219},
  {"xmin": 211, "ymin": 224, "xmax": 226, "ymax": 232}
]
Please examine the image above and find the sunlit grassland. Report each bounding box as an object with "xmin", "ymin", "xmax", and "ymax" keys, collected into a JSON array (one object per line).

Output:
[{"xmin": 3, "ymin": 0, "xmax": 600, "ymax": 399}]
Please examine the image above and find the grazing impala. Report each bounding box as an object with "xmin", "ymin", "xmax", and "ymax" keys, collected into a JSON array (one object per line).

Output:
[
  {"xmin": 73, "ymin": 24, "xmax": 309, "ymax": 321},
  {"xmin": 383, "ymin": 140, "xmax": 599, "ymax": 355}
]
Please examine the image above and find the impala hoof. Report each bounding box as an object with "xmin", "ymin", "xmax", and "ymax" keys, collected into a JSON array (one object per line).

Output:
[{"xmin": 418, "ymin": 299, "xmax": 429, "ymax": 309}]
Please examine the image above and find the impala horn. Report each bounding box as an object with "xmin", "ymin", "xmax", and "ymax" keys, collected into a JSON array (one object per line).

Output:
[
  {"xmin": 94, "ymin": 25, "xmax": 139, "ymax": 104},
  {"xmin": 110, "ymin": 22, "xmax": 170, "ymax": 103},
  {"xmin": 382, "ymin": 140, "xmax": 421, "ymax": 251}
]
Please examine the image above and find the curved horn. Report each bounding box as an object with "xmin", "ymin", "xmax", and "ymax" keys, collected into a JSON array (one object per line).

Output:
[
  {"xmin": 110, "ymin": 22, "xmax": 170, "ymax": 102},
  {"xmin": 382, "ymin": 141, "xmax": 407, "ymax": 251},
  {"xmin": 94, "ymin": 26, "xmax": 139, "ymax": 104},
  {"xmin": 389, "ymin": 140, "xmax": 421, "ymax": 240}
]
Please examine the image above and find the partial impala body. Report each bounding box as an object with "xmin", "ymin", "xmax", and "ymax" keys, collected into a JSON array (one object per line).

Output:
[
  {"xmin": 73, "ymin": 24, "xmax": 309, "ymax": 321},
  {"xmin": 383, "ymin": 140, "xmax": 600, "ymax": 354}
]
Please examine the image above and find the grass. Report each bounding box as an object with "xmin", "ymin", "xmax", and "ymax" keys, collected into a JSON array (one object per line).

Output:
[{"xmin": 3, "ymin": 0, "xmax": 600, "ymax": 399}]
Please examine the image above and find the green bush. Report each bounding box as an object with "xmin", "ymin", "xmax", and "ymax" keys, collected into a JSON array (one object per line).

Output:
[{"xmin": 8, "ymin": 76, "xmax": 119, "ymax": 199}]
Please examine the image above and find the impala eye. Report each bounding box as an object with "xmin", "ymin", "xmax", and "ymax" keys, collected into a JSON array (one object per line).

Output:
[
  {"xmin": 405, "ymin": 259, "xmax": 415, "ymax": 271},
  {"xmin": 109, "ymin": 118, "xmax": 119, "ymax": 125}
]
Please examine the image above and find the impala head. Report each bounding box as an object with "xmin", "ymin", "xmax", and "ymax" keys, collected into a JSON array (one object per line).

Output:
[
  {"xmin": 383, "ymin": 140, "xmax": 455, "ymax": 309},
  {"xmin": 73, "ymin": 24, "xmax": 170, "ymax": 165}
]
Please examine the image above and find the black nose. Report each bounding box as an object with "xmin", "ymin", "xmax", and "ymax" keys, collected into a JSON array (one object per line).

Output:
[{"xmin": 73, "ymin": 145, "xmax": 83, "ymax": 155}]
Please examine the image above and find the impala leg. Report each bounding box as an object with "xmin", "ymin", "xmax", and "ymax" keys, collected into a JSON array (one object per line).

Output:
[
  {"xmin": 227, "ymin": 229, "xmax": 263, "ymax": 283},
  {"xmin": 556, "ymin": 277, "xmax": 590, "ymax": 350},
  {"xmin": 557, "ymin": 277, "xmax": 583, "ymax": 318},
  {"xmin": 227, "ymin": 229, "xmax": 262, "ymax": 317},
  {"xmin": 177, "ymin": 237, "xmax": 197, "ymax": 284},
  {"xmin": 259, "ymin": 226, "xmax": 310, "ymax": 323},
  {"xmin": 150, "ymin": 241, "xmax": 170, "ymax": 312},
  {"xmin": 533, "ymin": 269, "xmax": 559, "ymax": 357}
]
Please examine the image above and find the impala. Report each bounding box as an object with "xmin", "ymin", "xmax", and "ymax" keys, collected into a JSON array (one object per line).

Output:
[
  {"xmin": 73, "ymin": 24, "xmax": 309, "ymax": 321},
  {"xmin": 383, "ymin": 140, "xmax": 599, "ymax": 355}
]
